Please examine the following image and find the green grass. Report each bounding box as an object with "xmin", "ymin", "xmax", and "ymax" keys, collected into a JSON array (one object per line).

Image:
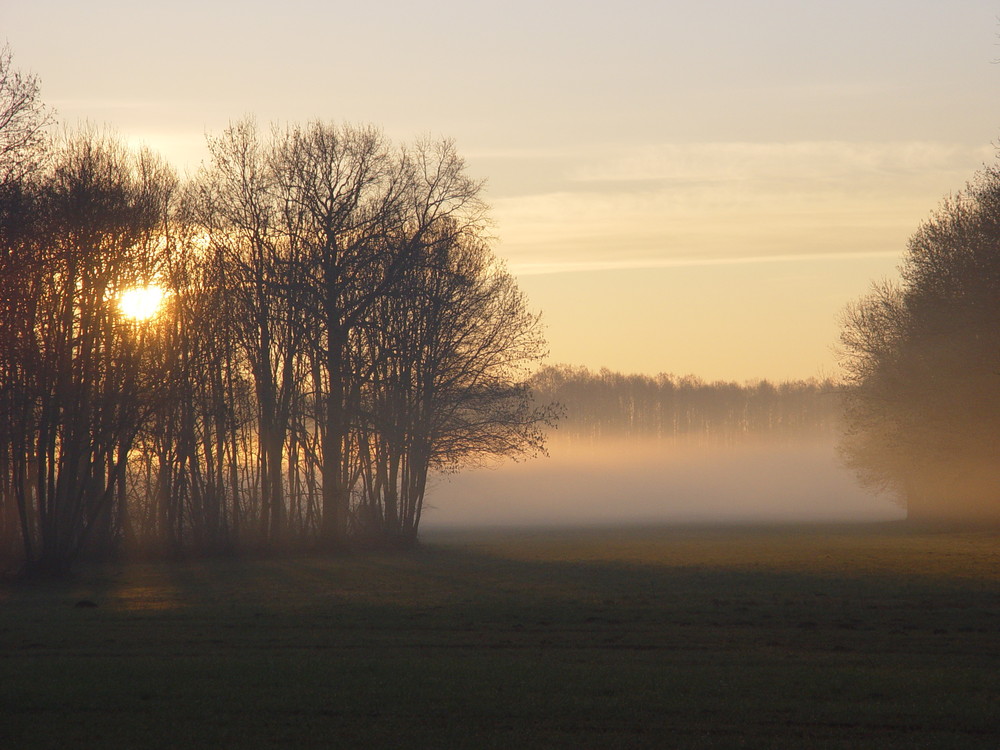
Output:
[{"xmin": 2, "ymin": 522, "xmax": 998, "ymax": 748}]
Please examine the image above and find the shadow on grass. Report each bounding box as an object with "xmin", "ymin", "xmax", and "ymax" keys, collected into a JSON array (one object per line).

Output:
[{"xmin": 1, "ymin": 523, "xmax": 998, "ymax": 749}]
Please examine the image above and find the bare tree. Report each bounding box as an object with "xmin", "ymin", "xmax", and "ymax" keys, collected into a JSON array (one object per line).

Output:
[
  {"xmin": 0, "ymin": 47, "xmax": 53, "ymax": 559},
  {"xmin": 355, "ymin": 229, "xmax": 553, "ymax": 544},
  {"xmin": 192, "ymin": 118, "xmax": 310, "ymax": 547},
  {"xmin": 0, "ymin": 44, "xmax": 52, "ymax": 184},
  {"xmin": 0, "ymin": 129, "xmax": 174, "ymax": 573},
  {"xmin": 1, "ymin": 114, "xmax": 553, "ymax": 566},
  {"xmin": 266, "ymin": 125, "xmax": 488, "ymax": 545}
]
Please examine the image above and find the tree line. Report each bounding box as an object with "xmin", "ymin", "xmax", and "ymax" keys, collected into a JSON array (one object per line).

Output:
[
  {"xmin": 0, "ymin": 49, "xmax": 552, "ymax": 573},
  {"xmin": 532, "ymin": 365, "xmax": 840, "ymax": 442}
]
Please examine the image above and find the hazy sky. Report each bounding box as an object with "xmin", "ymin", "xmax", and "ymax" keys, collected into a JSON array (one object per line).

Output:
[{"xmin": 5, "ymin": 1, "xmax": 999, "ymax": 381}]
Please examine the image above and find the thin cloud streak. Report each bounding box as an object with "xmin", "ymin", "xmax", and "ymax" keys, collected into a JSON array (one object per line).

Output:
[
  {"xmin": 569, "ymin": 141, "xmax": 994, "ymax": 186},
  {"xmin": 49, "ymin": 98, "xmax": 194, "ymax": 112},
  {"xmin": 510, "ymin": 250, "xmax": 902, "ymax": 276},
  {"xmin": 487, "ymin": 140, "xmax": 989, "ymax": 276}
]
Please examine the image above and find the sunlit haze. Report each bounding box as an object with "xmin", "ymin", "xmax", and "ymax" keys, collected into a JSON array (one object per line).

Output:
[
  {"xmin": 5, "ymin": 1, "xmax": 999, "ymax": 381},
  {"xmin": 424, "ymin": 435, "xmax": 904, "ymax": 529}
]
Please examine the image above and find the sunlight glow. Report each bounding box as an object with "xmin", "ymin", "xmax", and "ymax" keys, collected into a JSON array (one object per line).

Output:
[{"xmin": 119, "ymin": 285, "xmax": 165, "ymax": 321}]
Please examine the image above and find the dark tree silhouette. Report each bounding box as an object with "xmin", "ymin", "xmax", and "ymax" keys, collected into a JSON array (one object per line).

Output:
[
  {"xmin": 0, "ymin": 43, "xmax": 52, "ymax": 184},
  {"xmin": 354, "ymin": 228, "xmax": 553, "ymax": 544},
  {"xmin": 0, "ymin": 111, "xmax": 552, "ymax": 570},
  {"xmin": 0, "ymin": 130, "xmax": 175, "ymax": 573},
  {"xmin": 194, "ymin": 119, "xmax": 309, "ymax": 547},
  {"xmin": 0, "ymin": 46, "xmax": 51, "ymax": 560},
  {"xmin": 839, "ymin": 165, "xmax": 1000, "ymax": 522},
  {"xmin": 263, "ymin": 124, "xmax": 490, "ymax": 545}
]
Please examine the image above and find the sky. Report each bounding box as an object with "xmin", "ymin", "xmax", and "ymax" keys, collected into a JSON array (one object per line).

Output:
[{"xmin": 5, "ymin": 1, "xmax": 1000, "ymax": 382}]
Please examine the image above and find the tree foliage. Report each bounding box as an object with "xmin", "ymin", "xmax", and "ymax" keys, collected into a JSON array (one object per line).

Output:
[{"xmin": 838, "ymin": 166, "xmax": 1000, "ymax": 522}]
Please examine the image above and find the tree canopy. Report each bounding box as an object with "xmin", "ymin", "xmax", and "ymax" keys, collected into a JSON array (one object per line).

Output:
[{"xmin": 839, "ymin": 165, "xmax": 1000, "ymax": 522}]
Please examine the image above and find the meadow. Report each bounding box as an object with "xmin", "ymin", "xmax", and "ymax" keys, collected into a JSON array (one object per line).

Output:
[{"xmin": 2, "ymin": 523, "xmax": 998, "ymax": 749}]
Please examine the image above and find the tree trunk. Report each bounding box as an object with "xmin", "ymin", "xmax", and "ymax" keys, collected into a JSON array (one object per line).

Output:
[{"xmin": 321, "ymin": 327, "xmax": 350, "ymax": 545}]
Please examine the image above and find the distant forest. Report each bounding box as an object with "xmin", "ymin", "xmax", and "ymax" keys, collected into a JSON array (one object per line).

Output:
[{"xmin": 532, "ymin": 366, "xmax": 841, "ymax": 441}]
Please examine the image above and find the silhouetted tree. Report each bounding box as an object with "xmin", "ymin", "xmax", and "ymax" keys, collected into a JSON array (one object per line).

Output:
[
  {"xmin": 192, "ymin": 119, "xmax": 311, "ymax": 547},
  {"xmin": 0, "ymin": 45, "xmax": 51, "ymax": 561},
  {"xmin": 839, "ymin": 165, "xmax": 1000, "ymax": 522},
  {"xmin": 265, "ymin": 125, "xmax": 489, "ymax": 545},
  {"xmin": 1, "ymin": 111, "xmax": 552, "ymax": 569},
  {"xmin": 0, "ymin": 44, "xmax": 52, "ymax": 185},
  {"xmin": 355, "ymin": 229, "xmax": 552, "ymax": 544}
]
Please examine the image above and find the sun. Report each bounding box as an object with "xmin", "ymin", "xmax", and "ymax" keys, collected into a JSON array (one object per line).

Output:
[{"xmin": 119, "ymin": 285, "xmax": 165, "ymax": 321}]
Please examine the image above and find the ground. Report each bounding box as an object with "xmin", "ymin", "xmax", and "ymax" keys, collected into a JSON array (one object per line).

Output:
[{"xmin": 1, "ymin": 522, "xmax": 998, "ymax": 748}]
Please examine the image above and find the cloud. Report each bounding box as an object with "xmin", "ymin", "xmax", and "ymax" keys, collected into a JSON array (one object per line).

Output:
[
  {"xmin": 509, "ymin": 250, "xmax": 902, "ymax": 276},
  {"xmin": 49, "ymin": 99, "xmax": 191, "ymax": 112},
  {"xmin": 569, "ymin": 141, "xmax": 993, "ymax": 187},
  {"xmin": 487, "ymin": 140, "xmax": 993, "ymax": 271}
]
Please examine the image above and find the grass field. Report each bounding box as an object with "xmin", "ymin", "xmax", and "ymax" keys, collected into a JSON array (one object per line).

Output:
[{"xmin": 2, "ymin": 522, "xmax": 998, "ymax": 748}]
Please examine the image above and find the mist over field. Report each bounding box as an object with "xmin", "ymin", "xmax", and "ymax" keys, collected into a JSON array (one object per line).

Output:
[{"xmin": 425, "ymin": 434, "xmax": 902, "ymax": 529}]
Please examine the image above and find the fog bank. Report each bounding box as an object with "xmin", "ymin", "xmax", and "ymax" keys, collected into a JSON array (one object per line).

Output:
[{"xmin": 423, "ymin": 436, "xmax": 902, "ymax": 529}]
